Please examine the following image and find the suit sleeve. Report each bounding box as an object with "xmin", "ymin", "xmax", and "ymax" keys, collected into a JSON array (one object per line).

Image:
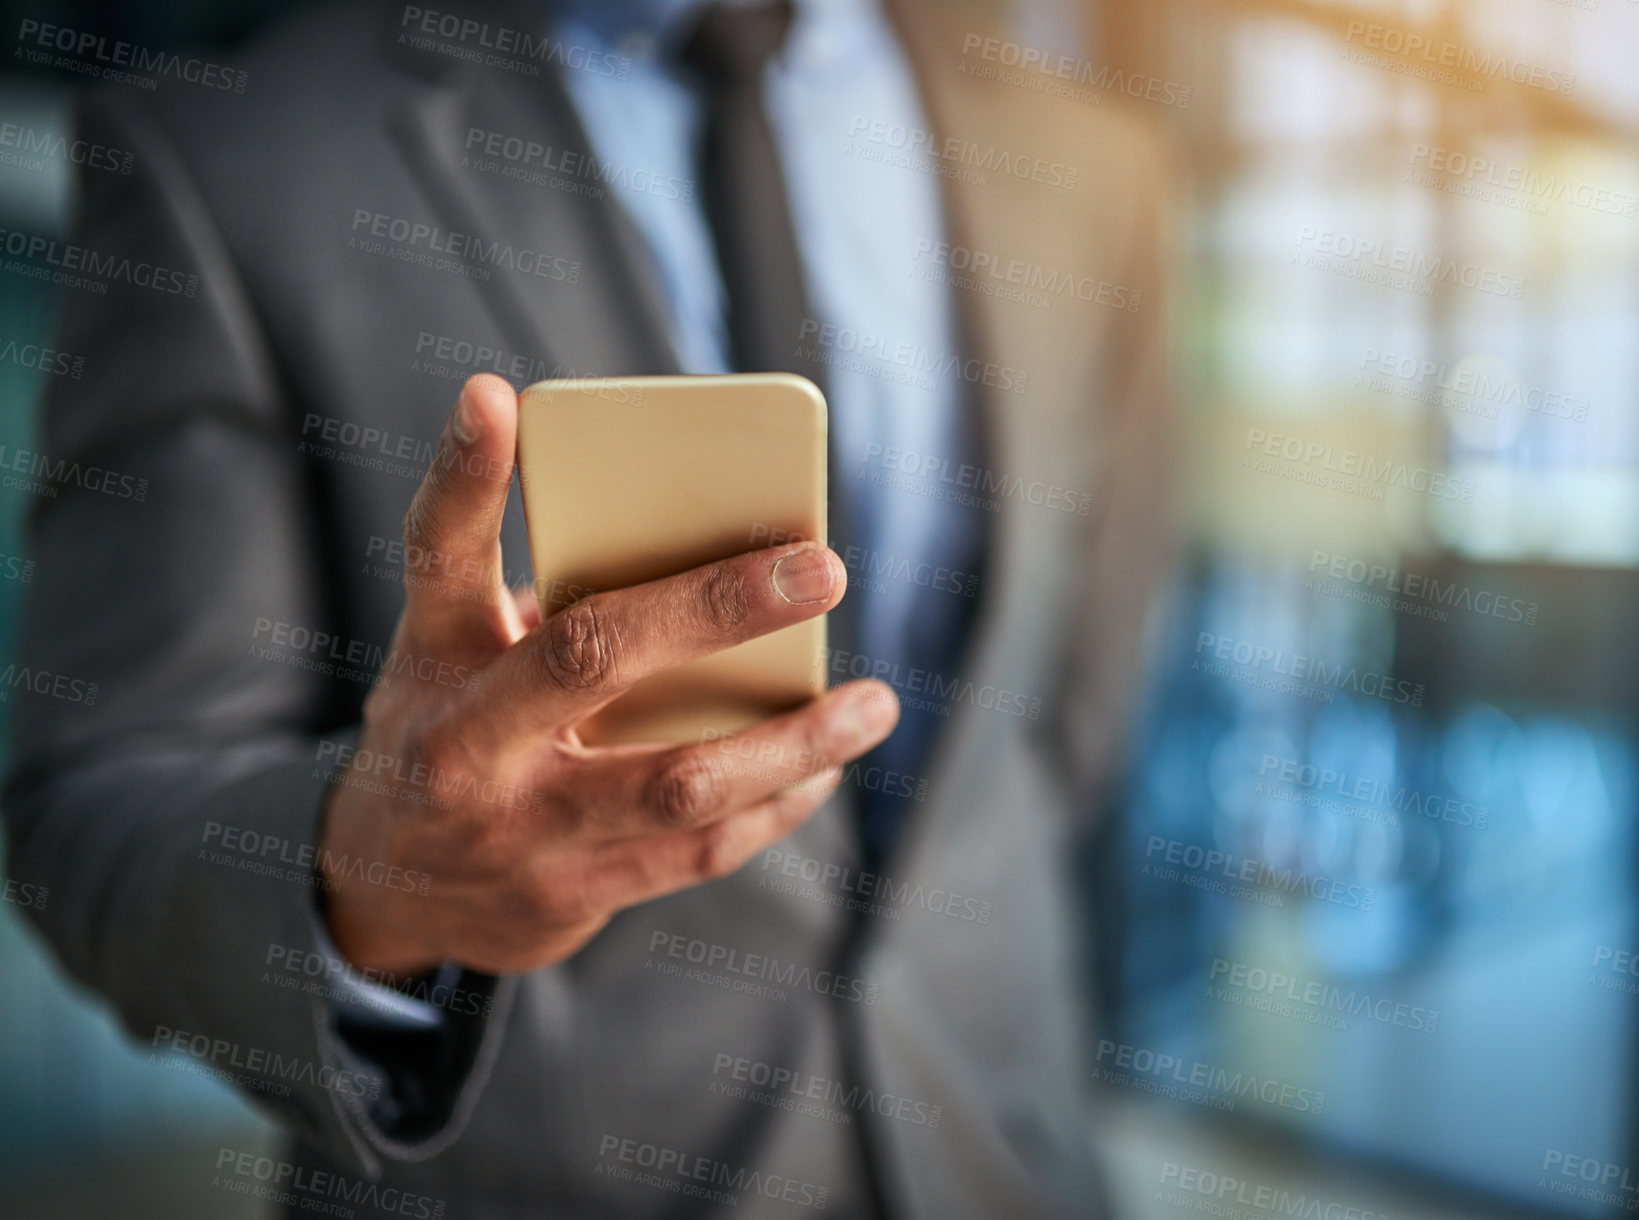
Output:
[{"xmin": 0, "ymin": 87, "xmax": 516, "ymax": 1178}]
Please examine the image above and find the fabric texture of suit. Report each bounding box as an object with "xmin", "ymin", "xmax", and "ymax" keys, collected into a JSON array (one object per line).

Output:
[{"xmin": 2, "ymin": 1, "xmax": 1176, "ymax": 1215}]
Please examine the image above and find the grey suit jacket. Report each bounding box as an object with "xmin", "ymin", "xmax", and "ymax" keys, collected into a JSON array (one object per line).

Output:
[{"xmin": 2, "ymin": 1, "xmax": 1176, "ymax": 1215}]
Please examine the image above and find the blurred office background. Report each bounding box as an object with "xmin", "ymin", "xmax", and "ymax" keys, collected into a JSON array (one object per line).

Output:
[
  {"xmin": 0, "ymin": 0, "xmax": 1635, "ymax": 1217},
  {"xmin": 1080, "ymin": 1, "xmax": 1639, "ymax": 1218}
]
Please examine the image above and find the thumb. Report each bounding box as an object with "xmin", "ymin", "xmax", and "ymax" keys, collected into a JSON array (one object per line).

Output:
[{"xmin": 398, "ymin": 374, "xmax": 519, "ymax": 640}]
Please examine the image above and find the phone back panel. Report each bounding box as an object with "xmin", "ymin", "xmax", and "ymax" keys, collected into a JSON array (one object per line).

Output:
[{"xmin": 517, "ymin": 374, "xmax": 827, "ymax": 746}]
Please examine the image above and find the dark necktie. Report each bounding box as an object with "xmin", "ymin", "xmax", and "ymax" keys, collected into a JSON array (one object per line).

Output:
[
  {"xmin": 676, "ymin": 3, "xmax": 986, "ymax": 872},
  {"xmin": 677, "ymin": 1, "xmax": 821, "ymax": 383}
]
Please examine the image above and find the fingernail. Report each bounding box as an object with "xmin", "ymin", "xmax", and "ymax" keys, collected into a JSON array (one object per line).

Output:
[
  {"xmin": 772, "ymin": 548, "xmax": 835, "ymax": 605},
  {"xmin": 452, "ymin": 386, "xmax": 482, "ymax": 446}
]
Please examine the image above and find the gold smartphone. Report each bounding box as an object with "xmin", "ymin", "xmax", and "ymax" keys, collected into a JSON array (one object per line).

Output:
[{"xmin": 516, "ymin": 373, "xmax": 828, "ymax": 746}]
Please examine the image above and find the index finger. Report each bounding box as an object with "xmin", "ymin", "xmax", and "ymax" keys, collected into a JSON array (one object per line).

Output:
[{"xmin": 469, "ymin": 541, "xmax": 844, "ymax": 745}]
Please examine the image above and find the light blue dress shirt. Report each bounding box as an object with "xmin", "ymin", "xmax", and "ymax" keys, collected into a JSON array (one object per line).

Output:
[
  {"xmin": 555, "ymin": 0, "xmax": 967, "ymax": 683},
  {"xmin": 326, "ymin": 0, "xmax": 977, "ymax": 1027}
]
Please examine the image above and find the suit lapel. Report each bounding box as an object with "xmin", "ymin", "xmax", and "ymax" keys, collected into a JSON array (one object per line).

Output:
[
  {"xmin": 864, "ymin": 0, "xmax": 1075, "ymax": 880},
  {"xmin": 387, "ymin": 47, "xmax": 682, "ymax": 380}
]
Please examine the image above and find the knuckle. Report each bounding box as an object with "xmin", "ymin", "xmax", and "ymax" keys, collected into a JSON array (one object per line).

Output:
[
  {"xmin": 403, "ymin": 717, "xmax": 457, "ymax": 773},
  {"xmin": 700, "ymin": 564, "xmax": 752, "ymax": 633},
  {"xmin": 648, "ymin": 754, "xmax": 727, "ymax": 829},
  {"xmin": 540, "ymin": 599, "xmax": 616, "ymax": 690}
]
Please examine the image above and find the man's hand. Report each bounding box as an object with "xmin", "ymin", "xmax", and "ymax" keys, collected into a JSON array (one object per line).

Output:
[{"xmin": 318, "ymin": 375, "xmax": 897, "ymax": 976}]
